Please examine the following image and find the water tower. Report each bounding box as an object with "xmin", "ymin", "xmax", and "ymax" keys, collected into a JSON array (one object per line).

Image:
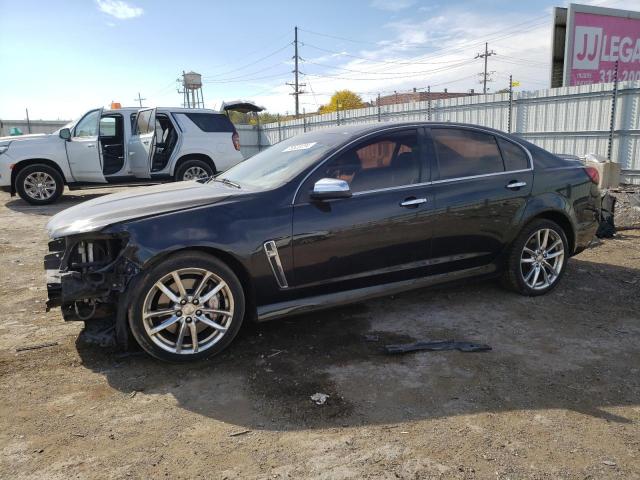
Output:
[{"xmin": 181, "ymin": 71, "xmax": 204, "ymax": 108}]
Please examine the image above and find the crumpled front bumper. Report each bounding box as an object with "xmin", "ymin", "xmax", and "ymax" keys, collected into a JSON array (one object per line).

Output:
[
  {"xmin": 44, "ymin": 235, "xmax": 138, "ymax": 319},
  {"xmin": 44, "ymin": 238, "xmax": 65, "ymax": 311}
]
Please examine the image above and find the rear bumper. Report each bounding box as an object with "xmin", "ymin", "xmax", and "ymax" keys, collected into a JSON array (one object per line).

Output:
[{"xmin": 574, "ymin": 191, "xmax": 602, "ymax": 255}]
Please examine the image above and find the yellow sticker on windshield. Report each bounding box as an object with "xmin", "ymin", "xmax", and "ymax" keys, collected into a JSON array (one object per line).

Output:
[{"xmin": 282, "ymin": 142, "xmax": 317, "ymax": 152}]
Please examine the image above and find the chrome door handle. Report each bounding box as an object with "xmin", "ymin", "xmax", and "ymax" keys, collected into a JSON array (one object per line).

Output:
[
  {"xmin": 506, "ymin": 181, "xmax": 527, "ymax": 190},
  {"xmin": 400, "ymin": 197, "xmax": 427, "ymax": 207},
  {"xmin": 87, "ymin": 144, "xmax": 96, "ymax": 148},
  {"xmin": 129, "ymin": 152, "xmax": 135, "ymax": 156},
  {"xmin": 142, "ymin": 140, "xmax": 149, "ymax": 145}
]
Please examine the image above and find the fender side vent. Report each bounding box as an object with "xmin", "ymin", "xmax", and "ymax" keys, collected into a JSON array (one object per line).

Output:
[{"xmin": 263, "ymin": 241, "xmax": 289, "ymax": 289}]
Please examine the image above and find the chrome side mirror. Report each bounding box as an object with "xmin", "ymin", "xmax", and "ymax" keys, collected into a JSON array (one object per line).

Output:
[
  {"xmin": 310, "ymin": 178, "xmax": 352, "ymax": 200},
  {"xmin": 59, "ymin": 128, "xmax": 71, "ymax": 140}
]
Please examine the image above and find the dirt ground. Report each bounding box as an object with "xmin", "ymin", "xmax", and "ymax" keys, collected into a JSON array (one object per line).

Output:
[{"xmin": 1, "ymin": 186, "xmax": 639, "ymax": 480}]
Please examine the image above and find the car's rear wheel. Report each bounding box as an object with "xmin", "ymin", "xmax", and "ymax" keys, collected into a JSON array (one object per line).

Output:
[
  {"xmin": 175, "ymin": 159, "xmax": 214, "ymax": 182},
  {"xmin": 128, "ymin": 252, "xmax": 245, "ymax": 362},
  {"xmin": 502, "ymin": 219, "xmax": 568, "ymax": 296},
  {"xmin": 15, "ymin": 164, "xmax": 64, "ymax": 205}
]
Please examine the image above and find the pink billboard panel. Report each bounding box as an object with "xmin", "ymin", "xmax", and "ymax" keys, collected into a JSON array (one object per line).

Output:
[{"xmin": 570, "ymin": 12, "xmax": 640, "ymax": 85}]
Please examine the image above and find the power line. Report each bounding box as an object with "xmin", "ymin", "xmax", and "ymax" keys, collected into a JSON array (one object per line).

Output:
[
  {"xmin": 299, "ymin": 14, "xmax": 549, "ymax": 53},
  {"xmin": 203, "ymin": 71, "xmax": 292, "ymax": 84},
  {"xmin": 302, "ymin": 58, "xmax": 472, "ymax": 76},
  {"xmin": 202, "ymin": 42, "xmax": 292, "ymax": 79},
  {"xmin": 202, "ymin": 61, "xmax": 288, "ymax": 83},
  {"xmin": 300, "ymin": 58, "xmax": 474, "ymax": 82}
]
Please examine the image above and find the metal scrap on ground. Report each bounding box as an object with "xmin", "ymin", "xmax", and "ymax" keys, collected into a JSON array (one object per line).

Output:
[{"xmin": 384, "ymin": 340, "xmax": 492, "ymax": 354}]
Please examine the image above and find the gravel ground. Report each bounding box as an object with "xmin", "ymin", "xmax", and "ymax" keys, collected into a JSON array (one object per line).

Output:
[
  {"xmin": 609, "ymin": 185, "xmax": 640, "ymax": 229},
  {"xmin": 1, "ymin": 187, "xmax": 639, "ymax": 480}
]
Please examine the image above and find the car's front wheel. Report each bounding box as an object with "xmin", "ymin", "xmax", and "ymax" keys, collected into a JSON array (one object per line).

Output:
[
  {"xmin": 15, "ymin": 164, "xmax": 64, "ymax": 205},
  {"xmin": 502, "ymin": 219, "xmax": 568, "ymax": 296},
  {"xmin": 128, "ymin": 252, "xmax": 245, "ymax": 362}
]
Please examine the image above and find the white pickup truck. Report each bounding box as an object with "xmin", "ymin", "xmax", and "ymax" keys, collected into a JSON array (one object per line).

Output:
[{"xmin": 0, "ymin": 103, "xmax": 262, "ymax": 204}]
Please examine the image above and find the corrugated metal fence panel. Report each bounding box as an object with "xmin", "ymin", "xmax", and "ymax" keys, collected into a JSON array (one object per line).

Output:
[
  {"xmin": 260, "ymin": 80, "xmax": 640, "ymax": 182},
  {"xmin": 235, "ymin": 124, "xmax": 261, "ymax": 159}
]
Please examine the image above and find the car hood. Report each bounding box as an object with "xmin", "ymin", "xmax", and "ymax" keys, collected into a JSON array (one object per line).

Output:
[
  {"xmin": 47, "ymin": 180, "xmax": 248, "ymax": 238},
  {"xmin": 0, "ymin": 133, "xmax": 50, "ymax": 144}
]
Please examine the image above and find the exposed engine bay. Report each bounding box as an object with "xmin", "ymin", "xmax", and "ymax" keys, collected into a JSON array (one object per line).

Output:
[{"xmin": 45, "ymin": 234, "xmax": 138, "ymax": 344}]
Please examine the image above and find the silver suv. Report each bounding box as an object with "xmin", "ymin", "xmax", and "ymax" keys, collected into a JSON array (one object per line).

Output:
[{"xmin": 0, "ymin": 103, "xmax": 261, "ymax": 204}]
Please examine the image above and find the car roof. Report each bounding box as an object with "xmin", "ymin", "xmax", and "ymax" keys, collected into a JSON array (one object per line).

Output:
[
  {"xmin": 102, "ymin": 107, "xmax": 224, "ymax": 115},
  {"xmin": 313, "ymin": 122, "xmax": 524, "ymax": 143}
]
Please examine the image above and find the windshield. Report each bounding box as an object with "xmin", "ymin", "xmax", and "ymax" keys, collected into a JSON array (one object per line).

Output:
[{"xmin": 217, "ymin": 131, "xmax": 349, "ymax": 189}]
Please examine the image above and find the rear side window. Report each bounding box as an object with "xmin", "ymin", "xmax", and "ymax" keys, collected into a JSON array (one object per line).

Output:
[
  {"xmin": 184, "ymin": 113, "xmax": 234, "ymax": 133},
  {"xmin": 497, "ymin": 138, "xmax": 529, "ymax": 171},
  {"xmin": 432, "ymin": 128, "xmax": 504, "ymax": 180}
]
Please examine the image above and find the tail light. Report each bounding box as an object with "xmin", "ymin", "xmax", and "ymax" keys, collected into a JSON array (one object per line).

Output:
[
  {"xmin": 585, "ymin": 166, "xmax": 600, "ymax": 185},
  {"xmin": 232, "ymin": 131, "xmax": 240, "ymax": 151}
]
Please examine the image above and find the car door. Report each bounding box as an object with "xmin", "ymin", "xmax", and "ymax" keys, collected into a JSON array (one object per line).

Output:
[
  {"xmin": 291, "ymin": 128, "xmax": 434, "ymax": 288},
  {"xmin": 428, "ymin": 126, "xmax": 533, "ymax": 273},
  {"xmin": 66, "ymin": 109, "xmax": 107, "ymax": 183},
  {"xmin": 127, "ymin": 108, "xmax": 155, "ymax": 178}
]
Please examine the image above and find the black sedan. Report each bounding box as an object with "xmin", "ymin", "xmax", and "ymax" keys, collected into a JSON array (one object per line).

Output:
[{"xmin": 45, "ymin": 122, "xmax": 601, "ymax": 361}]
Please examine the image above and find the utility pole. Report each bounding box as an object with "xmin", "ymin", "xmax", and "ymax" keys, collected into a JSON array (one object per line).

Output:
[
  {"xmin": 287, "ymin": 26, "xmax": 305, "ymax": 117},
  {"xmin": 134, "ymin": 92, "xmax": 146, "ymax": 107},
  {"xmin": 25, "ymin": 108, "xmax": 31, "ymax": 134},
  {"xmin": 475, "ymin": 42, "xmax": 496, "ymax": 94},
  {"xmin": 508, "ymin": 75, "xmax": 513, "ymax": 133},
  {"xmin": 607, "ymin": 60, "xmax": 619, "ymax": 161}
]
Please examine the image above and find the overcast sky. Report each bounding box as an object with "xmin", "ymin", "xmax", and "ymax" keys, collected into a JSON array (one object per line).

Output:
[{"xmin": 0, "ymin": 0, "xmax": 637, "ymax": 120}]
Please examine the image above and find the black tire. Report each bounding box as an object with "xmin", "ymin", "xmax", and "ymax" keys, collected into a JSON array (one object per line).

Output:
[
  {"xmin": 174, "ymin": 159, "xmax": 214, "ymax": 182},
  {"xmin": 15, "ymin": 164, "xmax": 64, "ymax": 205},
  {"xmin": 501, "ymin": 219, "xmax": 569, "ymax": 296},
  {"xmin": 128, "ymin": 252, "xmax": 245, "ymax": 362}
]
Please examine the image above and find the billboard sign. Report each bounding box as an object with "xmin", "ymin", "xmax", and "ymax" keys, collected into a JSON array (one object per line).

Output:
[{"xmin": 564, "ymin": 3, "xmax": 640, "ymax": 86}]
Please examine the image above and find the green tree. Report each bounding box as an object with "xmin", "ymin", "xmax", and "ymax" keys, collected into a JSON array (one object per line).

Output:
[{"xmin": 319, "ymin": 90, "xmax": 365, "ymax": 114}]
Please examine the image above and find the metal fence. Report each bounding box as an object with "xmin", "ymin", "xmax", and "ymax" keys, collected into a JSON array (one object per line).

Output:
[
  {"xmin": 0, "ymin": 119, "xmax": 68, "ymax": 136},
  {"xmin": 259, "ymin": 80, "xmax": 640, "ymax": 184},
  {"xmin": 236, "ymin": 124, "xmax": 261, "ymax": 158}
]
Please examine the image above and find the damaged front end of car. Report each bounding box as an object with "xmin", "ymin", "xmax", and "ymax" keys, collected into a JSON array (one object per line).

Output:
[{"xmin": 45, "ymin": 233, "xmax": 139, "ymax": 347}]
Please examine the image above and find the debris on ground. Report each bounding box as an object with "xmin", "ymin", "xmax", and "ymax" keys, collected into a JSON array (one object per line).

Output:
[
  {"xmin": 229, "ymin": 430, "xmax": 251, "ymax": 437},
  {"xmin": 384, "ymin": 340, "xmax": 492, "ymax": 354},
  {"xmin": 609, "ymin": 185, "xmax": 640, "ymax": 229},
  {"xmin": 15, "ymin": 342, "xmax": 58, "ymax": 352},
  {"xmin": 596, "ymin": 193, "xmax": 616, "ymax": 238},
  {"xmin": 310, "ymin": 393, "xmax": 330, "ymax": 405}
]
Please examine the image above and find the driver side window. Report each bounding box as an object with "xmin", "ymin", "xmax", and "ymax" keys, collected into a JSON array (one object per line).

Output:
[
  {"xmin": 74, "ymin": 110, "xmax": 100, "ymax": 138},
  {"xmin": 313, "ymin": 129, "xmax": 420, "ymax": 195}
]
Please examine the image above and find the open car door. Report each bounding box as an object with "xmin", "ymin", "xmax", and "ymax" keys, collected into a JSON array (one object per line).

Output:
[
  {"xmin": 221, "ymin": 100, "xmax": 265, "ymax": 115},
  {"xmin": 66, "ymin": 108, "xmax": 107, "ymax": 183},
  {"xmin": 127, "ymin": 108, "xmax": 155, "ymax": 179}
]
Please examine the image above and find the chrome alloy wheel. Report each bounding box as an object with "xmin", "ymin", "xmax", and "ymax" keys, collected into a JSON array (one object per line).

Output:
[
  {"xmin": 182, "ymin": 166, "xmax": 209, "ymax": 181},
  {"xmin": 142, "ymin": 268, "xmax": 234, "ymax": 355},
  {"xmin": 23, "ymin": 171, "xmax": 57, "ymax": 200},
  {"xmin": 520, "ymin": 228, "xmax": 565, "ymax": 290}
]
